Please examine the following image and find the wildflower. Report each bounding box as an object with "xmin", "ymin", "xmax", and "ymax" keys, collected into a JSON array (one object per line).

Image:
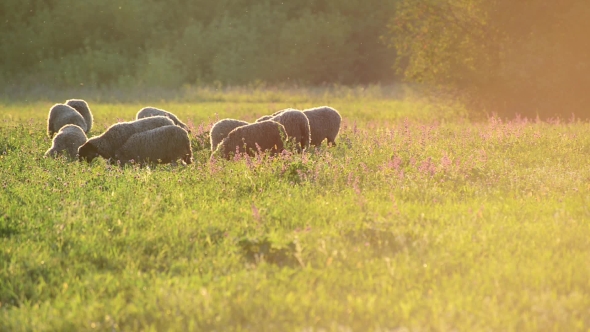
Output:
[
  {"xmin": 233, "ymin": 145, "xmax": 242, "ymax": 161},
  {"xmin": 440, "ymin": 152, "xmax": 452, "ymax": 171},
  {"xmin": 418, "ymin": 157, "xmax": 436, "ymax": 177},
  {"xmin": 251, "ymin": 203, "xmax": 261, "ymax": 223}
]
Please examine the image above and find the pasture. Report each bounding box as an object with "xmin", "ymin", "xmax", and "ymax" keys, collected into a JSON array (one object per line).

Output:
[{"xmin": 1, "ymin": 87, "xmax": 589, "ymax": 331}]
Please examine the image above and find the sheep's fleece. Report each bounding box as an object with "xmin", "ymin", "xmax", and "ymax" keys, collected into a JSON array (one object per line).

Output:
[
  {"xmin": 302, "ymin": 106, "xmax": 341, "ymax": 146},
  {"xmin": 45, "ymin": 124, "xmax": 88, "ymax": 160},
  {"xmin": 209, "ymin": 118, "xmax": 249, "ymax": 151},
  {"xmin": 47, "ymin": 104, "xmax": 87, "ymax": 137},
  {"xmin": 136, "ymin": 107, "xmax": 190, "ymax": 132},
  {"xmin": 256, "ymin": 106, "xmax": 341, "ymax": 146},
  {"xmin": 214, "ymin": 120, "xmax": 286, "ymax": 160},
  {"xmin": 268, "ymin": 109, "xmax": 311, "ymax": 151},
  {"xmin": 78, "ymin": 116, "xmax": 175, "ymax": 162},
  {"xmin": 114, "ymin": 125, "xmax": 193, "ymax": 165},
  {"xmin": 255, "ymin": 108, "xmax": 298, "ymax": 123},
  {"xmin": 65, "ymin": 99, "xmax": 93, "ymax": 133}
]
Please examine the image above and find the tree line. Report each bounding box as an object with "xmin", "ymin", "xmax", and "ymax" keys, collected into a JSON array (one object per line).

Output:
[
  {"xmin": 1, "ymin": 0, "xmax": 588, "ymax": 117},
  {"xmin": 0, "ymin": 0, "xmax": 397, "ymax": 87}
]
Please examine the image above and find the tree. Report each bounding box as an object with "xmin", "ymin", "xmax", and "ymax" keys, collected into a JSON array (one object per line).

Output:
[{"xmin": 386, "ymin": 0, "xmax": 590, "ymax": 118}]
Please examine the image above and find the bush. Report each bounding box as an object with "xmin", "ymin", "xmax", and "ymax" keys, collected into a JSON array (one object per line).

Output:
[
  {"xmin": 278, "ymin": 13, "xmax": 356, "ymax": 84},
  {"xmin": 34, "ymin": 46, "xmax": 133, "ymax": 87},
  {"xmin": 135, "ymin": 50, "xmax": 187, "ymax": 88},
  {"xmin": 0, "ymin": 0, "xmax": 399, "ymax": 88}
]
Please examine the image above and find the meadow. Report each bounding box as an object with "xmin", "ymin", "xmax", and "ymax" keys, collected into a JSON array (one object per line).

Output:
[{"xmin": 1, "ymin": 86, "xmax": 589, "ymax": 331}]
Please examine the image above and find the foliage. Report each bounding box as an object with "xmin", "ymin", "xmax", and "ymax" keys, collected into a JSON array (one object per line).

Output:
[
  {"xmin": 1, "ymin": 91, "xmax": 589, "ymax": 330},
  {"xmin": 386, "ymin": 0, "xmax": 590, "ymax": 118},
  {"xmin": 0, "ymin": 0, "xmax": 398, "ymax": 88}
]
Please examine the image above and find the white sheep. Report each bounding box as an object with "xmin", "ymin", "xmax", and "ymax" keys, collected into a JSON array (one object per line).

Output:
[
  {"xmin": 136, "ymin": 107, "xmax": 190, "ymax": 132},
  {"xmin": 47, "ymin": 104, "xmax": 87, "ymax": 137},
  {"xmin": 303, "ymin": 106, "xmax": 341, "ymax": 146},
  {"xmin": 256, "ymin": 106, "xmax": 341, "ymax": 146},
  {"xmin": 267, "ymin": 109, "xmax": 311, "ymax": 151},
  {"xmin": 209, "ymin": 118, "xmax": 249, "ymax": 151},
  {"xmin": 44, "ymin": 124, "xmax": 88, "ymax": 160},
  {"xmin": 65, "ymin": 99, "xmax": 93, "ymax": 133},
  {"xmin": 78, "ymin": 116, "xmax": 175, "ymax": 162},
  {"xmin": 113, "ymin": 125, "xmax": 193, "ymax": 166},
  {"xmin": 213, "ymin": 120, "xmax": 287, "ymax": 160}
]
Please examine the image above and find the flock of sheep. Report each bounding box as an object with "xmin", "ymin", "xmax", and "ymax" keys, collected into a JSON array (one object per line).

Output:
[{"xmin": 45, "ymin": 99, "xmax": 342, "ymax": 166}]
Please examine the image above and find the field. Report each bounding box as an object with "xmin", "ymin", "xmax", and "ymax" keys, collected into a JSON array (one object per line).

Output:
[{"xmin": 1, "ymin": 87, "xmax": 589, "ymax": 331}]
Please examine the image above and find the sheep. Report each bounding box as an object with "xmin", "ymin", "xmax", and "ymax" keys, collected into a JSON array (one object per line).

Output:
[
  {"xmin": 302, "ymin": 106, "xmax": 342, "ymax": 146},
  {"xmin": 267, "ymin": 109, "xmax": 311, "ymax": 151},
  {"xmin": 44, "ymin": 124, "xmax": 88, "ymax": 160},
  {"xmin": 78, "ymin": 116, "xmax": 175, "ymax": 162},
  {"xmin": 47, "ymin": 104, "xmax": 87, "ymax": 138},
  {"xmin": 136, "ymin": 107, "xmax": 190, "ymax": 132},
  {"xmin": 209, "ymin": 118, "xmax": 249, "ymax": 151},
  {"xmin": 65, "ymin": 99, "xmax": 93, "ymax": 133},
  {"xmin": 113, "ymin": 125, "xmax": 193, "ymax": 166},
  {"xmin": 213, "ymin": 120, "xmax": 287, "ymax": 160},
  {"xmin": 256, "ymin": 106, "xmax": 341, "ymax": 146}
]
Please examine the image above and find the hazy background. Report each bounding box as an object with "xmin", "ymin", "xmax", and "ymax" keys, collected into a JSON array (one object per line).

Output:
[{"xmin": 1, "ymin": 0, "xmax": 588, "ymax": 117}]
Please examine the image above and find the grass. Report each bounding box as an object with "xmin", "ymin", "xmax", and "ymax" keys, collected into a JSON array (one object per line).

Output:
[{"xmin": 0, "ymin": 87, "xmax": 589, "ymax": 331}]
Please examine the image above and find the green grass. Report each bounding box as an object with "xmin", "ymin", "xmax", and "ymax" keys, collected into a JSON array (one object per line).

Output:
[{"xmin": 1, "ymin": 89, "xmax": 589, "ymax": 331}]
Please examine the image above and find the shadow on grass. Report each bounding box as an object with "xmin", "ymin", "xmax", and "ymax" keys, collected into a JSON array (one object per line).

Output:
[
  {"xmin": 344, "ymin": 225, "xmax": 420, "ymax": 257},
  {"xmin": 0, "ymin": 214, "xmax": 19, "ymax": 238},
  {"xmin": 238, "ymin": 237, "xmax": 300, "ymax": 268}
]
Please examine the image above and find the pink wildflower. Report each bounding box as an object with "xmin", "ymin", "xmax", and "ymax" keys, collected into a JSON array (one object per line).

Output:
[
  {"xmin": 251, "ymin": 203, "xmax": 261, "ymax": 223},
  {"xmin": 440, "ymin": 152, "xmax": 452, "ymax": 171}
]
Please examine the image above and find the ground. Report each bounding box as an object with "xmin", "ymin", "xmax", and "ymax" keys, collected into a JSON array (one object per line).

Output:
[{"xmin": 1, "ymin": 86, "xmax": 589, "ymax": 331}]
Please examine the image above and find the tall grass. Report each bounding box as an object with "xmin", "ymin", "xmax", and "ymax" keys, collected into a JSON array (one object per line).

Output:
[{"xmin": 0, "ymin": 92, "xmax": 589, "ymax": 331}]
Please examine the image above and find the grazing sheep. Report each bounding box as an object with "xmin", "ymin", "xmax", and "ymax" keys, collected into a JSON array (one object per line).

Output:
[
  {"xmin": 213, "ymin": 120, "xmax": 287, "ymax": 160},
  {"xmin": 268, "ymin": 109, "xmax": 311, "ymax": 151},
  {"xmin": 209, "ymin": 118, "xmax": 249, "ymax": 151},
  {"xmin": 65, "ymin": 99, "xmax": 93, "ymax": 133},
  {"xmin": 44, "ymin": 124, "xmax": 88, "ymax": 160},
  {"xmin": 78, "ymin": 116, "xmax": 175, "ymax": 162},
  {"xmin": 136, "ymin": 107, "xmax": 190, "ymax": 132},
  {"xmin": 303, "ymin": 106, "xmax": 341, "ymax": 146},
  {"xmin": 47, "ymin": 104, "xmax": 87, "ymax": 137},
  {"xmin": 256, "ymin": 106, "xmax": 341, "ymax": 146},
  {"xmin": 113, "ymin": 125, "xmax": 193, "ymax": 166}
]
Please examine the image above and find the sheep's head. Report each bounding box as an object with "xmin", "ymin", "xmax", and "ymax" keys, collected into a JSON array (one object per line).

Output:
[
  {"xmin": 44, "ymin": 148, "xmax": 58, "ymax": 158},
  {"xmin": 210, "ymin": 139, "xmax": 229, "ymax": 160},
  {"xmin": 78, "ymin": 141, "xmax": 100, "ymax": 162}
]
